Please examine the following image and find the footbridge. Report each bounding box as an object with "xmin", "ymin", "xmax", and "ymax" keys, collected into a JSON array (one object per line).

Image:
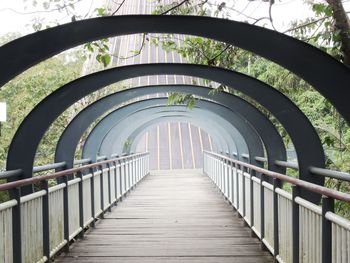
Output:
[{"xmin": 0, "ymin": 15, "xmax": 350, "ymax": 263}]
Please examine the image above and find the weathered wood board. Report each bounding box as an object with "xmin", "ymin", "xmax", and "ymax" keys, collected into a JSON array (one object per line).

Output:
[{"xmin": 55, "ymin": 169, "xmax": 273, "ymax": 262}]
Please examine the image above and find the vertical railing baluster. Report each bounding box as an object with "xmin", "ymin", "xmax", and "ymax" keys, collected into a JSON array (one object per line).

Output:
[
  {"xmin": 77, "ymin": 171, "xmax": 84, "ymax": 238},
  {"xmin": 250, "ymin": 170, "xmax": 255, "ymax": 235},
  {"xmin": 236, "ymin": 163, "xmax": 240, "ymax": 215},
  {"xmin": 106, "ymin": 163, "xmax": 112, "ymax": 212},
  {"xmin": 99, "ymin": 164, "xmax": 104, "ymax": 217},
  {"xmin": 292, "ymin": 185, "xmax": 300, "ymax": 263},
  {"xmin": 273, "ymin": 178, "xmax": 281, "ymax": 258},
  {"xmin": 322, "ymin": 196, "xmax": 334, "ymax": 263},
  {"xmin": 63, "ymin": 175, "xmax": 69, "ymax": 251},
  {"xmin": 124, "ymin": 159, "xmax": 128, "ymax": 193},
  {"xmin": 12, "ymin": 187, "xmax": 22, "ymax": 263},
  {"xmin": 113, "ymin": 161, "xmax": 118, "ymax": 205},
  {"xmin": 231, "ymin": 160, "xmax": 235, "ymax": 207},
  {"xmin": 260, "ymin": 173, "xmax": 266, "ymax": 249},
  {"xmin": 242, "ymin": 164, "xmax": 246, "ymax": 221},
  {"xmin": 89, "ymin": 167, "xmax": 96, "ymax": 227},
  {"xmin": 42, "ymin": 180, "xmax": 50, "ymax": 261},
  {"xmin": 119, "ymin": 159, "xmax": 124, "ymax": 200}
]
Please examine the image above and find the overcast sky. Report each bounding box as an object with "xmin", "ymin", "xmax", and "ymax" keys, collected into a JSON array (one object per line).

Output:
[
  {"xmin": 0, "ymin": 0, "xmax": 348, "ymax": 38},
  {"xmin": 0, "ymin": 0, "xmax": 100, "ymax": 36}
]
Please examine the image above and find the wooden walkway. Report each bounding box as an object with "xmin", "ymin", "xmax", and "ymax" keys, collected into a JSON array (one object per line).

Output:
[{"xmin": 56, "ymin": 169, "xmax": 273, "ymax": 263}]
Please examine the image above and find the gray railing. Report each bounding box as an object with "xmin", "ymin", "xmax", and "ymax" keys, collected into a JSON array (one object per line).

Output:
[
  {"xmin": 0, "ymin": 152, "xmax": 150, "ymax": 263},
  {"xmin": 203, "ymin": 151, "xmax": 350, "ymax": 263}
]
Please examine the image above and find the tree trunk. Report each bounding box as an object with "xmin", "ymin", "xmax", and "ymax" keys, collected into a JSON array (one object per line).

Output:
[{"xmin": 326, "ymin": 0, "xmax": 350, "ymax": 68}]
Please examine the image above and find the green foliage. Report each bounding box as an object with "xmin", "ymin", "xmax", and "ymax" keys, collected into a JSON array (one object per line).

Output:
[
  {"xmin": 123, "ymin": 139, "xmax": 133, "ymax": 153},
  {"xmin": 84, "ymin": 38, "xmax": 111, "ymax": 68},
  {"xmin": 0, "ymin": 52, "xmax": 84, "ymax": 171},
  {"xmin": 167, "ymin": 93, "xmax": 197, "ymax": 110}
]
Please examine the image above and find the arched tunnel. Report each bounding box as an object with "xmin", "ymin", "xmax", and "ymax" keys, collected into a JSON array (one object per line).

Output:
[{"xmin": 0, "ymin": 14, "xmax": 350, "ymax": 263}]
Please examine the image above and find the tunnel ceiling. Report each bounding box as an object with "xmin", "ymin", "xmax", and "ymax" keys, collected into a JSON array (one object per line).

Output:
[{"xmin": 1, "ymin": 15, "xmax": 349, "ymax": 203}]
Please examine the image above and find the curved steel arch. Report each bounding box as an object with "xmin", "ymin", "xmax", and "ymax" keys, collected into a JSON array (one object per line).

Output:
[
  {"xmin": 103, "ymin": 112, "xmax": 235, "ymax": 156},
  {"xmin": 81, "ymin": 87, "xmax": 286, "ymax": 174},
  {"xmin": 128, "ymin": 116, "xmax": 230, "ymax": 159},
  {"xmin": 81, "ymin": 99, "xmax": 242, "ymax": 160},
  {"xmin": 8, "ymin": 64, "xmax": 323, "ymax": 202},
  {"xmin": 97, "ymin": 104, "xmax": 254, "ymax": 159},
  {"xmin": 128, "ymin": 118, "xmax": 221, "ymax": 154},
  {"xmin": 111, "ymin": 114, "xmax": 237, "ymax": 156},
  {"xmin": 0, "ymin": 15, "xmax": 349, "ymax": 126},
  {"xmin": 81, "ymin": 96, "xmax": 234, "ymax": 161}
]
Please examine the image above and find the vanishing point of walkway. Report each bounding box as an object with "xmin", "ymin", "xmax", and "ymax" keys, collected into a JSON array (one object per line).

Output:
[{"xmin": 56, "ymin": 170, "xmax": 273, "ymax": 262}]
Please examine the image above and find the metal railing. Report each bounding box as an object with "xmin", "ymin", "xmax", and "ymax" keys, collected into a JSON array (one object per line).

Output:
[
  {"xmin": 203, "ymin": 151, "xmax": 350, "ymax": 263},
  {"xmin": 0, "ymin": 152, "xmax": 150, "ymax": 263},
  {"xmin": 223, "ymin": 153, "xmax": 350, "ymax": 182}
]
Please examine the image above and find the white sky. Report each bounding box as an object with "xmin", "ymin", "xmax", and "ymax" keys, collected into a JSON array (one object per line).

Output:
[
  {"xmin": 0, "ymin": 0, "xmax": 349, "ymax": 37},
  {"xmin": 0, "ymin": 0, "xmax": 101, "ymax": 36}
]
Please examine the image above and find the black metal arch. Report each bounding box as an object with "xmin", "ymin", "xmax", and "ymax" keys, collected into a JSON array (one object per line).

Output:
[
  {"xmin": 82, "ymin": 94, "xmax": 275, "ymax": 165},
  {"xmin": 56, "ymin": 87, "xmax": 253, "ymax": 169},
  {"xmin": 81, "ymin": 96, "xmax": 238, "ymax": 161},
  {"xmin": 82, "ymin": 101, "xmax": 242, "ymax": 160},
  {"xmin": 127, "ymin": 115, "xmax": 229, "ymax": 157},
  {"xmin": 102, "ymin": 111, "xmax": 236, "ymax": 156},
  {"xmin": 0, "ymin": 15, "xmax": 349, "ymax": 124},
  {"xmin": 128, "ymin": 116, "xmax": 224, "ymax": 154},
  {"xmin": 96, "ymin": 103, "xmax": 254, "ymax": 159},
  {"xmin": 81, "ymin": 87, "xmax": 285, "ymax": 174},
  {"xmin": 7, "ymin": 64, "xmax": 323, "ymax": 202}
]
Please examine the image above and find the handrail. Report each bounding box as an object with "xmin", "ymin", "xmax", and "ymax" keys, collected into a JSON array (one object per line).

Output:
[
  {"xmin": 254, "ymin": 155, "xmax": 350, "ymax": 182},
  {"xmin": 73, "ymin": 158, "xmax": 91, "ymax": 166},
  {"xmin": 32, "ymin": 162, "xmax": 66, "ymax": 173},
  {"xmin": 274, "ymin": 159, "xmax": 299, "ymax": 170},
  {"xmin": 0, "ymin": 152, "xmax": 148, "ymax": 192},
  {"xmin": 203, "ymin": 150, "xmax": 350, "ymax": 263},
  {"xmin": 0, "ymin": 154, "xmax": 123, "ymax": 180},
  {"xmin": 205, "ymin": 151, "xmax": 350, "ymax": 203},
  {"xmin": 0, "ymin": 169, "xmax": 22, "ymax": 180}
]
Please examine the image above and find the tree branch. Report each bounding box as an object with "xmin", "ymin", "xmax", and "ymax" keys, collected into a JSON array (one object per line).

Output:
[
  {"xmin": 111, "ymin": 0, "xmax": 126, "ymax": 16},
  {"xmin": 207, "ymin": 44, "xmax": 231, "ymax": 65},
  {"xmin": 160, "ymin": 0, "xmax": 190, "ymax": 15}
]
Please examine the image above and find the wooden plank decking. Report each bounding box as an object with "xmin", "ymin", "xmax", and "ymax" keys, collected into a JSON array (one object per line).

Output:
[{"xmin": 56, "ymin": 169, "xmax": 273, "ymax": 263}]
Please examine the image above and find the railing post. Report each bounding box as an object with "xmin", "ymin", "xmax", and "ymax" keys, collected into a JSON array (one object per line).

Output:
[
  {"xmin": 113, "ymin": 161, "xmax": 118, "ymax": 205},
  {"xmin": 12, "ymin": 187, "xmax": 22, "ymax": 263},
  {"xmin": 119, "ymin": 159, "xmax": 124, "ymax": 200},
  {"xmin": 77, "ymin": 171, "xmax": 84, "ymax": 238},
  {"xmin": 242, "ymin": 164, "xmax": 246, "ymax": 221},
  {"xmin": 99, "ymin": 164, "xmax": 104, "ymax": 217},
  {"xmin": 236, "ymin": 163, "xmax": 240, "ymax": 216},
  {"xmin": 228, "ymin": 160, "xmax": 232, "ymax": 203},
  {"xmin": 273, "ymin": 178, "xmax": 281, "ymax": 259},
  {"xmin": 63, "ymin": 175, "xmax": 69, "ymax": 252},
  {"xmin": 89, "ymin": 167, "xmax": 96, "ymax": 227},
  {"xmin": 292, "ymin": 185, "xmax": 300, "ymax": 263},
  {"xmin": 42, "ymin": 180, "xmax": 50, "ymax": 261},
  {"xmin": 250, "ymin": 170, "xmax": 255, "ymax": 235},
  {"xmin": 260, "ymin": 173, "xmax": 266, "ymax": 250},
  {"xmin": 223, "ymin": 158, "xmax": 227, "ymax": 198},
  {"xmin": 106, "ymin": 162, "xmax": 112, "ymax": 212},
  {"xmin": 231, "ymin": 160, "xmax": 235, "ymax": 207},
  {"xmin": 322, "ymin": 196, "xmax": 334, "ymax": 263},
  {"xmin": 132, "ymin": 157, "xmax": 136, "ymax": 187},
  {"xmin": 124, "ymin": 159, "xmax": 128, "ymax": 193}
]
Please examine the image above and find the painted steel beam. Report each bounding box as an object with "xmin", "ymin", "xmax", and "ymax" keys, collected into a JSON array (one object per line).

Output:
[
  {"xmin": 8, "ymin": 65, "xmax": 322, "ymax": 203},
  {"xmin": 0, "ymin": 15, "xmax": 348, "ymax": 128},
  {"xmin": 81, "ymin": 98, "xmax": 240, "ymax": 161},
  {"xmin": 81, "ymin": 87, "xmax": 286, "ymax": 174},
  {"xmin": 96, "ymin": 105, "xmax": 250, "ymax": 158},
  {"xmin": 109, "ymin": 113, "xmax": 234, "ymax": 157}
]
